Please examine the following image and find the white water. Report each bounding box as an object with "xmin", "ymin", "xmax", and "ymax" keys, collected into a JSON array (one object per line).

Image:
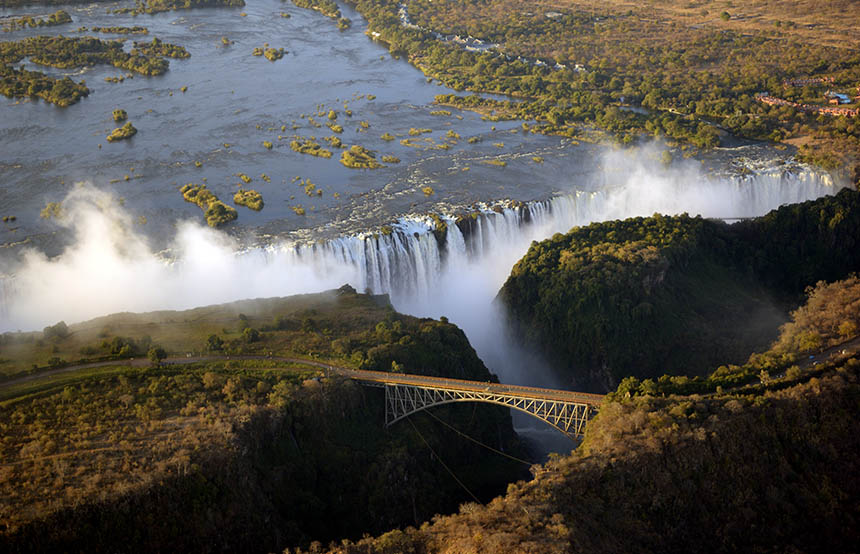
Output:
[
  {"xmin": 0, "ymin": 155, "xmax": 839, "ymax": 390},
  {"xmin": 279, "ymin": 162, "xmax": 835, "ymax": 384}
]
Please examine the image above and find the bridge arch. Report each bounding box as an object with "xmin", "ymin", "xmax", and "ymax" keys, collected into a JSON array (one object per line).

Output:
[{"xmin": 383, "ymin": 383, "xmax": 597, "ymax": 439}]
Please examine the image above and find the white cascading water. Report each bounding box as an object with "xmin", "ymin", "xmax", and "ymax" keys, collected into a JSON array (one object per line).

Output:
[
  {"xmin": 282, "ymin": 166, "xmax": 836, "ymax": 311},
  {"xmin": 0, "ymin": 162, "xmax": 839, "ymax": 453},
  {"xmin": 0, "ymin": 163, "xmax": 840, "ymax": 390}
]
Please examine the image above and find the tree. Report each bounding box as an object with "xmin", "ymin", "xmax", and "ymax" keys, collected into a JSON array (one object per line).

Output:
[
  {"xmin": 838, "ymin": 320, "xmax": 857, "ymax": 338},
  {"xmin": 615, "ymin": 376, "xmax": 641, "ymax": 398},
  {"xmin": 661, "ymin": 150, "xmax": 673, "ymax": 165},
  {"xmin": 43, "ymin": 321, "xmax": 70, "ymax": 340},
  {"xmin": 147, "ymin": 346, "xmax": 167, "ymax": 366},
  {"xmin": 207, "ymin": 334, "xmax": 224, "ymax": 351}
]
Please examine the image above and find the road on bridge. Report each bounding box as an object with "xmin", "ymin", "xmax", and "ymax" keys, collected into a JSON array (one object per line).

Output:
[
  {"xmin": 335, "ymin": 367, "xmax": 605, "ymax": 407},
  {"xmin": 2, "ymin": 354, "xmax": 605, "ymax": 407}
]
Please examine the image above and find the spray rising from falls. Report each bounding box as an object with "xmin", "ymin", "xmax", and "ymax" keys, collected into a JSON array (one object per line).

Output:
[
  {"xmin": 288, "ymin": 164, "xmax": 835, "ymax": 309},
  {"xmin": 277, "ymin": 163, "xmax": 836, "ymax": 386},
  {"xmin": 0, "ymin": 158, "xmax": 839, "ymax": 387}
]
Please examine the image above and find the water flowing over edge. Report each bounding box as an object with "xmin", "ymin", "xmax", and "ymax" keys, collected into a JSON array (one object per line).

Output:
[
  {"xmin": 0, "ymin": 162, "xmax": 839, "ymax": 345},
  {"xmin": 278, "ymin": 165, "xmax": 837, "ymax": 307}
]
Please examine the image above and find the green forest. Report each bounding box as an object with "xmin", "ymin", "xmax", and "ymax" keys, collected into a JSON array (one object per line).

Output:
[
  {"xmin": 0, "ymin": 35, "xmax": 189, "ymax": 106},
  {"xmin": 499, "ymin": 188, "xmax": 860, "ymax": 390},
  {"xmin": 339, "ymin": 0, "xmax": 860, "ymax": 177}
]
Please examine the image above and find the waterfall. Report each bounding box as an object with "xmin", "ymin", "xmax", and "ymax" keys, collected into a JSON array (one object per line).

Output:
[
  {"xmin": 0, "ymin": 164, "xmax": 840, "ymax": 336},
  {"xmin": 280, "ymin": 166, "xmax": 838, "ymax": 308}
]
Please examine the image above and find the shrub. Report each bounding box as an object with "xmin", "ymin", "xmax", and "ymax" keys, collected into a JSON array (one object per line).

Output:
[
  {"xmin": 234, "ymin": 189, "xmax": 264, "ymax": 211},
  {"xmin": 243, "ymin": 327, "xmax": 260, "ymax": 342},
  {"xmin": 340, "ymin": 145, "xmax": 382, "ymax": 169},
  {"xmin": 106, "ymin": 122, "xmax": 137, "ymax": 142}
]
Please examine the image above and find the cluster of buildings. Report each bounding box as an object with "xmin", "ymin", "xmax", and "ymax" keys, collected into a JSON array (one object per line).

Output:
[
  {"xmin": 754, "ymin": 78, "xmax": 859, "ymax": 117},
  {"xmin": 825, "ymin": 91, "xmax": 853, "ymax": 105},
  {"xmin": 755, "ymin": 92, "xmax": 858, "ymax": 117},
  {"xmin": 783, "ymin": 76, "xmax": 835, "ymax": 87}
]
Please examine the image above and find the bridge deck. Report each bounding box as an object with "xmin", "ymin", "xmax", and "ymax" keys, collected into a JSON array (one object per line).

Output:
[{"xmin": 335, "ymin": 367, "xmax": 604, "ymax": 407}]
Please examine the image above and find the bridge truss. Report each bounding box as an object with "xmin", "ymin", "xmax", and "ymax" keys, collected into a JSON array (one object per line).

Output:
[{"xmin": 382, "ymin": 382, "xmax": 598, "ymax": 439}]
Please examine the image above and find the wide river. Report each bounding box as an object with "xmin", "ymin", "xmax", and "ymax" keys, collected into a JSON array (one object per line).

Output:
[
  {"xmin": 1, "ymin": 0, "xmax": 613, "ymax": 252},
  {"xmin": 1, "ymin": 0, "xmax": 845, "ymax": 451},
  {"xmin": 0, "ymin": 0, "xmax": 831, "ymax": 253}
]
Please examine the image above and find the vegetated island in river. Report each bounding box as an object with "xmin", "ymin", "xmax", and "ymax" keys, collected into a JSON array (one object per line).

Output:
[
  {"xmin": 131, "ymin": 37, "xmax": 190, "ymax": 59},
  {"xmin": 78, "ymin": 25, "xmax": 150, "ymax": 35},
  {"xmin": 252, "ymin": 46, "xmax": 285, "ymax": 61},
  {"xmin": 290, "ymin": 137, "xmax": 333, "ymax": 158},
  {"xmin": 233, "ymin": 188, "xmax": 264, "ymax": 210},
  {"xmin": 292, "ymin": 0, "xmax": 350, "ymax": 31},
  {"xmin": 112, "ymin": 0, "xmax": 245, "ymax": 16},
  {"xmin": 0, "ymin": 35, "xmax": 187, "ymax": 106},
  {"xmin": 1, "ymin": 9, "xmax": 70, "ymax": 32},
  {"xmin": 180, "ymin": 183, "xmax": 238, "ymax": 227},
  {"xmin": 340, "ymin": 144, "xmax": 383, "ymax": 169},
  {"xmin": 0, "ymin": 286, "xmax": 528, "ymax": 552},
  {"xmin": 106, "ymin": 121, "xmax": 137, "ymax": 142}
]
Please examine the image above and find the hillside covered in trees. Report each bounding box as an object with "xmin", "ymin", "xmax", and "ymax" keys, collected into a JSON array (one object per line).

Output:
[
  {"xmin": 0, "ymin": 288, "xmax": 529, "ymax": 552},
  {"xmin": 499, "ymin": 188, "xmax": 860, "ymax": 391},
  {"xmin": 316, "ymin": 274, "xmax": 860, "ymax": 553}
]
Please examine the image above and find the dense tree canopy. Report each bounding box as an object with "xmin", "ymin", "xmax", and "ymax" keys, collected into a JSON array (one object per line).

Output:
[
  {"xmin": 342, "ymin": 0, "xmax": 860, "ymax": 172},
  {"xmin": 499, "ymin": 189, "xmax": 860, "ymax": 390}
]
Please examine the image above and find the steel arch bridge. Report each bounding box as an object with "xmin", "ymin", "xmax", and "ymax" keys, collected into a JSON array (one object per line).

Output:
[
  {"xmin": 383, "ymin": 383, "xmax": 599, "ymax": 438},
  {"xmin": 335, "ymin": 368, "xmax": 604, "ymax": 439}
]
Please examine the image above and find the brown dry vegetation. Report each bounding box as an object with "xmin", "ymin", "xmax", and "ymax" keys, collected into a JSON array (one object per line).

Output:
[
  {"xmin": 0, "ymin": 366, "xmax": 291, "ymax": 535},
  {"xmin": 312, "ymin": 278, "xmax": 860, "ymax": 552},
  {"xmin": 418, "ymin": 0, "xmax": 860, "ymax": 51},
  {"xmin": 0, "ymin": 288, "xmax": 528, "ymax": 552},
  {"xmin": 314, "ymin": 362, "xmax": 860, "ymax": 553},
  {"xmin": 772, "ymin": 275, "xmax": 860, "ymax": 355},
  {"xmin": 580, "ymin": 0, "xmax": 860, "ymax": 49}
]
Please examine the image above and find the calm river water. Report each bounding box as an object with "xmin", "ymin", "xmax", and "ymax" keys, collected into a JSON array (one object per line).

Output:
[
  {"xmin": 1, "ymin": 0, "xmax": 612, "ymax": 253},
  {"xmin": 0, "ymin": 0, "xmax": 823, "ymax": 255}
]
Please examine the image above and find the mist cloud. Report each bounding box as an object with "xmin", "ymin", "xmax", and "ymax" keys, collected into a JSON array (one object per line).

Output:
[
  {"xmin": 0, "ymin": 185, "xmax": 355, "ymax": 332},
  {"xmin": 0, "ymin": 144, "xmax": 839, "ymax": 393}
]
